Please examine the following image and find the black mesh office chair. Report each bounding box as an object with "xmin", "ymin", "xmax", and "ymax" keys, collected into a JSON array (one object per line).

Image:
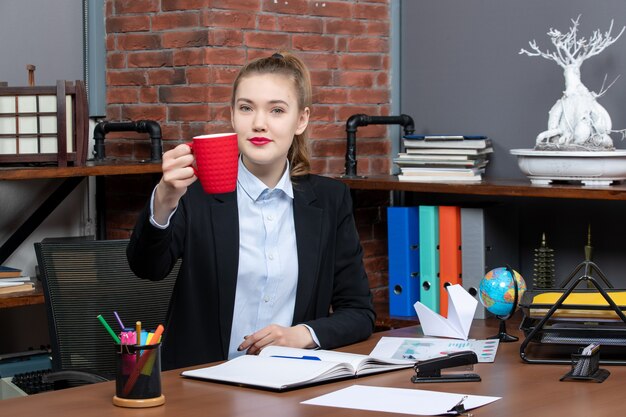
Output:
[{"xmin": 34, "ymin": 238, "xmax": 179, "ymax": 386}]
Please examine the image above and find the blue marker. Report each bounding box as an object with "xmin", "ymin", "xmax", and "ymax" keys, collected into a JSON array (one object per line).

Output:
[{"xmin": 140, "ymin": 330, "xmax": 149, "ymax": 345}]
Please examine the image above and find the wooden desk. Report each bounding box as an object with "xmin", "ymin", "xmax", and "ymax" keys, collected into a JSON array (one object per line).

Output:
[{"xmin": 3, "ymin": 318, "xmax": 623, "ymax": 416}]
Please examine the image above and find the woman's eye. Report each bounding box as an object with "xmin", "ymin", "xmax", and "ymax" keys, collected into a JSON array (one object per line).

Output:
[
  {"xmin": 271, "ymin": 108, "xmax": 285, "ymax": 114},
  {"xmin": 239, "ymin": 105, "xmax": 252, "ymax": 112}
]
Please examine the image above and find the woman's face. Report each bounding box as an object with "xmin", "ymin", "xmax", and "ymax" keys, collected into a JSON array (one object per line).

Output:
[{"xmin": 231, "ymin": 73, "xmax": 309, "ymax": 178}]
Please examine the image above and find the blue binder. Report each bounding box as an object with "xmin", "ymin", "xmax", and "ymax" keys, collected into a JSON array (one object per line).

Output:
[
  {"xmin": 419, "ymin": 205, "xmax": 440, "ymax": 313},
  {"xmin": 387, "ymin": 207, "xmax": 420, "ymax": 317}
]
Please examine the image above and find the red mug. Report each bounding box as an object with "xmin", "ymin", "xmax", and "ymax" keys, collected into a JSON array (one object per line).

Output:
[{"xmin": 188, "ymin": 133, "xmax": 239, "ymax": 194}]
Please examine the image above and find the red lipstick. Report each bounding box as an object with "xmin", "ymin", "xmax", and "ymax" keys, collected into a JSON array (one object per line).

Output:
[{"xmin": 249, "ymin": 136, "xmax": 272, "ymax": 146}]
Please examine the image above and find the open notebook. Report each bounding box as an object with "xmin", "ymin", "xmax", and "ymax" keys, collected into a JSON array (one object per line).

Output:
[{"xmin": 181, "ymin": 346, "xmax": 413, "ymax": 391}]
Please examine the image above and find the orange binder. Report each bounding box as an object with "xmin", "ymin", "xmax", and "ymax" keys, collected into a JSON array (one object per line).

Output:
[{"xmin": 438, "ymin": 206, "xmax": 462, "ymax": 317}]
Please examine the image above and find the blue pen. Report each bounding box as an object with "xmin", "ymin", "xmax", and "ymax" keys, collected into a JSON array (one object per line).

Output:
[{"xmin": 270, "ymin": 355, "xmax": 321, "ymax": 361}]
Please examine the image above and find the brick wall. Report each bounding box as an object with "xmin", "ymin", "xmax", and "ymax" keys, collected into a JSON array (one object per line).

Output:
[{"xmin": 104, "ymin": 0, "xmax": 392, "ymax": 319}]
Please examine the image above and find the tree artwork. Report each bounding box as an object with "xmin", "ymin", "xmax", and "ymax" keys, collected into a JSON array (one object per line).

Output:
[{"xmin": 520, "ymin": 16, "xmax": 625, "ymax": 151}]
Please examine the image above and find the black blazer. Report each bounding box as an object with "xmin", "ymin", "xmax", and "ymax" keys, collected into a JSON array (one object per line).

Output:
[{"xmin": 127, "ymin": 174, "xmax": 375, "ymax": 370}]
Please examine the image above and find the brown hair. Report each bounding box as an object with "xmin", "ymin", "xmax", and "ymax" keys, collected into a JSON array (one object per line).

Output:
[{"xmin": 231, "ymin": 52, "xmax": 312, "ymax": 177}]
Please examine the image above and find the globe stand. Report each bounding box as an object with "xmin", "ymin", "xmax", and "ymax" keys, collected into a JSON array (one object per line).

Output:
[
  {"xmin": 489, "ymin": 319, "xmax": 518, "ymax": 342},
  {"xmin": 487, "ymin": 266, "xmax": 519, "ymax": 343}
]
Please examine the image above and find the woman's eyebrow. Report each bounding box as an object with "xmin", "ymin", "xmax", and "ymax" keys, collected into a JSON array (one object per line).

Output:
[
  {"xmin": 267, "ymin": 99, "xmax": 289, "ymax": 106},
  {"xmin": 235, "ymin": 97, "xmax": 290, "ymax": 107}
]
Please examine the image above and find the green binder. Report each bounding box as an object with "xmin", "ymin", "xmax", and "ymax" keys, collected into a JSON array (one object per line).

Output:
[{"xmin": 419, "ymin": 205, "xmax": 440, "ymax": 313}]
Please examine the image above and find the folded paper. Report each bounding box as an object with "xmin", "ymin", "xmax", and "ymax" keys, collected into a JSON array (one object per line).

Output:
[{"xmin": 413, "ymin": 284, "xmax": 477, "ymax": 339}]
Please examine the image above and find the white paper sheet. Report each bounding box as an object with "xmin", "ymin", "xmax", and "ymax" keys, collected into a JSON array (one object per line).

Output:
[
  {"xmin": 302, "ymin": 385, "xmax": 500, "ymax": 416},
  {"xmin": 414, "ymin": 284, "xmax": 477, "ymax": 339},
  {"xmin": 369, "ymin": 336, "xmax": 499, "ymax": 363}
]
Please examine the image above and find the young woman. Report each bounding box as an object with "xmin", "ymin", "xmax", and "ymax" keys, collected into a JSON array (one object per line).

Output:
[{"xmin": 127, "ymin": 52, "xmax": 375, "ymax": 370}]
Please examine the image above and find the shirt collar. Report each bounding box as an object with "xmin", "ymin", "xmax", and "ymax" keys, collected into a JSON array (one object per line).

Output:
[{"xmin": 237, "ymin": 157, "xmax": 294, "ymax": 201}]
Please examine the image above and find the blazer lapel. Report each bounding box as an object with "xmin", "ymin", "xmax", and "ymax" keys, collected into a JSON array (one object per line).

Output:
[
  {"xmin": 210, "ymin": 192, "xmax": 239, "ymax": 358},
  {"xmin": 292, "ymin": 179, "xmax": 323, "ymax": 323}
]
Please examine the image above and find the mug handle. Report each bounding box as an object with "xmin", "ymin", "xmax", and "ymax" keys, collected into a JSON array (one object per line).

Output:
[{"xmin": 187, "ymin": 142, "xmax": 199, "ymax": 177}]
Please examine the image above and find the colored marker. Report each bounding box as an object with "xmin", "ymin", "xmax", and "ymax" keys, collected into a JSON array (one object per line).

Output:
[
  {"xmin": 140, "ymin": 324, "xmax": 165, "ymax": 376},
  {"xmin": 96, "ymin": 314, "xmax": 121, "ymax": 344},
  {"xmin": 135, "ymin": 321, "xmax": 141, "ymax": 345},
  {"xmin": 146, "ymin": 324, "xmax": 164, "ymax": 345},
  {"xmin": 113, "ymin": 311, "xmax": 125, "ymax": 329}
]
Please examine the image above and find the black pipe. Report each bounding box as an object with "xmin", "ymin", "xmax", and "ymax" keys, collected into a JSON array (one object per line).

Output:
[
  {"xmin": 93, "ymin": 120, "xmax": 162, "ymax": 161},
  {"xmin": 343, "ymin": 114, "xmax": 415, "ymax": 178}
]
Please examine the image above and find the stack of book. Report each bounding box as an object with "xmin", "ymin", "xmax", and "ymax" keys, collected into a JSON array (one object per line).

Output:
[
  {"xmin": 0, "ymin": 266, "xmax": 35, "ymax": 295},
  {"xmin": 394, "ymin": 135, "xmax": 493, "ymax": 182}
]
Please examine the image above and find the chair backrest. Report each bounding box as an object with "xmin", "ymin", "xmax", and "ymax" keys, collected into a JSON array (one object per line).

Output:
[{"xmin": 35, "ymin": 238, "xmax": 178, "ymax": 378}]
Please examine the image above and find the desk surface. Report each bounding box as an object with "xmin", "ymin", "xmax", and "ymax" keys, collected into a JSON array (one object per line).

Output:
[{"xmin": 3, "ymin": 318, "xmax": 624, "ymax": 416}]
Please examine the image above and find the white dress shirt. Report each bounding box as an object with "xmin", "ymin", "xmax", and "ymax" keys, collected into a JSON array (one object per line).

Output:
[{"xmin": 227, "ymin": 159, "xmax": 299, "ymax": 358}]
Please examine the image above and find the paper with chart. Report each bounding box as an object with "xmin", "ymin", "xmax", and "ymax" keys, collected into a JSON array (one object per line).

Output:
[
  {"xmin": 413, "ymin": 283, "xmax": 477, "ymax": 339},
  {"xmin": 302, "ymin": 385, "xmax": 500, "ymax": 416},
  {"xmin": 369, "ymin": 336, "xmax": 499, "ymax": 363}
]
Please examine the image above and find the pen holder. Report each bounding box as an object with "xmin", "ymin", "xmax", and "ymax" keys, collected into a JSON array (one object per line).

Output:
[
  {"xmin": 560, "ymin": 347, "xmax": 610, "ymax": 383},
  {"xmin": 112, "ymin": 343, "xmax": 165, "ymax": 408}
]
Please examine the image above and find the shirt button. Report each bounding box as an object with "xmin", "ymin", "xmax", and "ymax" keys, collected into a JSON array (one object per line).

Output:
[
  {"xmin": 264, "ymin": 296, "xmax": 270, "ymax": 303},
  {"xmin": 267, "ymin": 215, "xmax": 274, "ymax": 221},
  {"xmin": 268, "ymin": 254, "xmax": 274, "ymax": 260}
]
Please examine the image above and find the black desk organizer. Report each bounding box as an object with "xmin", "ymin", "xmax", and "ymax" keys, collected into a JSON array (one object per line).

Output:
[
  {"xmin": 519, "ymin": 258, "xmax": 626, "ymax": 365},
  {"xmin": 560, "ymin": 347, "xmax": 610, "ymax": 382}
]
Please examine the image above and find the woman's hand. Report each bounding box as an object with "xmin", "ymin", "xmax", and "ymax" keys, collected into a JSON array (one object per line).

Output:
[
  {"xmin": 153, "ymin": 144, "xmax": 196, "ymax": 223},
  {"xmin": 238, "ymin": 324, "xmax": 316, "ymax": 355}
]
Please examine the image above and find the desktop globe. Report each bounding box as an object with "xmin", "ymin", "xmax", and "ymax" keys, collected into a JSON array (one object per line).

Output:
[
  {"xmin": 479, "ymin": 267, "xmax": 527, "ymax": 342},
  {"xmin": 479, "ymin": 267, "xmax": 527, "ymax": 317}
]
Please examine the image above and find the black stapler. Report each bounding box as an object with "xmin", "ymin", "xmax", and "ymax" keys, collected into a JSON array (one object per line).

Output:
[{"xmin": 411, "ymin": 351, "xmax": 481, "ymax": 383}]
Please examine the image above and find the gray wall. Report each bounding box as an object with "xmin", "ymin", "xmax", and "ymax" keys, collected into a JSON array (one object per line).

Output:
[
  {"xmin": 0, "ymin": 0, "xmax": 87, "ymax": 356},
  {"xmin": 399, "ymin": 1, "xmax": 626, "ymax": 287},
  {"xmin": 400, "ymin": 0, "xmax": 626, "ymax": 179},
  {"xmin": 0, "ymin": 1, "xmax": 83, "ymax": 85}
]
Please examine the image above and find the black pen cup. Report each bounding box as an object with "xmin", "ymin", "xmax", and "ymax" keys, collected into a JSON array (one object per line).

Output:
[
  {"xmin": 560, "ymin": 346, "xmax": 610, "ymax": 383},
  {"xmin": 112, "ymin": 343, "xmax": 165, "ymax": 408}
]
